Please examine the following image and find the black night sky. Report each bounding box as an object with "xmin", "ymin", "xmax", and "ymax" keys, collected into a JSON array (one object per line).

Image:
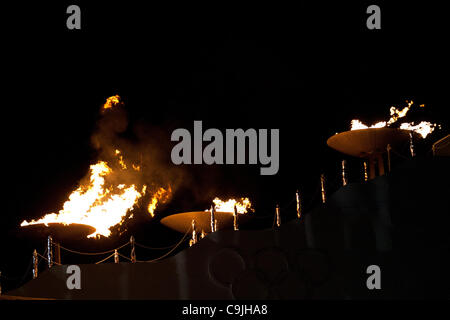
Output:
[{"xmin": 0, "ymin": 2, "xmax": 449, "ymax": 293}]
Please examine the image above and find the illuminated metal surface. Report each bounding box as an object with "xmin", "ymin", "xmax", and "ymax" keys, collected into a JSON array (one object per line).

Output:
[
  {"xmin": 321, "ymin": 174, "xmax": 326, "ymax": 204},
  {"xmin": 130, "ymin": 236, "xmax": 136, "ymax": 263},
  {"xmin": 210, "ymin": 206, "xmax": 216, "ymax": 233},
  {"xmin": 47, "ymin": 236, "xmax": 53, "ymax": 268},
  {"xmin": 275, "ymin": 205, "xmax": 281, "ymax": 227},
  {"xmin": 409, "ymin": 132, "xmax": 416, "ymax": 157},
  {"xmin": 161, "ymin": 211, "xmax": 252, "ymax": 233},
  {"xmin": 363, "ymin": 162, "xmax": 368, "ymax": 181},
  {"xmin": 32, "ymin": 250, "xmax": 38, "ymax": 279},
  {"xmin": 233, "ymin": 206, "xmax": 239, "ymax": 231},
  {"xmin": 341, "ymin": 160, "xmax": 348, "ymax": 186},
  {"xmin": 327, "ymin": 128, "xmax": 416, "ymax": 158},
  {"xmin": 20, "ymin": 223, "xmax": 96, "ymax": 241},
  {"xmin": 191, "ymin": 220, "xmax": 197, "ymax": 246},
  {"xmin": 114, "ymin": 250, "xmax": 119, "ymax": 264},
  {"xmin": 387, "ymin": 144, "xmax": 392, "ymax": 172},
  {"xmin": 296, "ymin": 190, "xmax": 301, "ymax": 219}
]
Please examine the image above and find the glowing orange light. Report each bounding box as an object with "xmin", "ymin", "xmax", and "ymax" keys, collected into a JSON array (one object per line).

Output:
[
  {"xmin": 103, "ymin": 95, "xmax": 121, "ymax": 110},
  {"xmin": 148, "ymin": 186, "xmax": 172, "ymax": 217},
  {"xmin": 206, "ymin": 197, "xmax": 253, "ymax": 214}
]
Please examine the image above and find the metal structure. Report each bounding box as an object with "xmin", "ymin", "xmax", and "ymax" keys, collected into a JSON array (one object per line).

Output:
[
  {"xmin": 114, "ymin": 250, "xmax": 119, "ymax": 263},
  {"xmin": 363, "ymin": 161, "xmax": 368, "ymax": 181},
  {"xmin": 387, "ymin": 144, "xmax": 392, "ymax": 172},
  {"xmin": 47, "ymin": 236, "xmax": 53, "ymax": 268},
  {"xmin": 190, "ymin": 220, "xmax": 197, "ymax": 246},
  {"xmin": 409, "ymin": 132, "xmax": 416, "ymax": 157},
  {"xmin": 275, "ymin": 205, "xmax": 281, "ymax": 227},
  {"xmin": 327, "ymin": 128, "xmax": 417, "ymax": 180},
  {"xmin": 32, "ymin": 250, "xmax": 38, "ymax": 279},
  {"xmin": 233, "ymin": 205, "xmax": 239, "ymax": 231},
  {"xmin": 342, "ymin": 160, "xmax": 348, "ymax": 186},
  {"xmin": 321, "ymin": 174, "xmax": 326, "ymax": 204},
  {"xmin": 130, "ymin": 236, "xmax": 136, "ymax": 263},
  {"xmin": 296, "ymin": 190, "xmax": 302, "ymax": 219},
  {"xmin": 210, "ymin": 205, "xmax": 216, "ymax": 233},
  {"xmin": 161, "ymin": 211, "xmax": 252, "ymax": 233}
]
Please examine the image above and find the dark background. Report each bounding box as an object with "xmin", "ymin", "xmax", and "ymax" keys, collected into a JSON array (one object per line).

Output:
[{"xmin": 0, "ymin": 2, "xmax": 448, "ymax": 292}]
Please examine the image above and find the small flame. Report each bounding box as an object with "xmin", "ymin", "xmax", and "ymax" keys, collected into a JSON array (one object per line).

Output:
[
  {"xmin": 387, "ymin": 100, "xmax": 414, "ymax": 125},
  {"xmin": 206, "ymin": 197, "xmax": 253, "ymax": 214},
  {"xmin": 350, "ymin": 120, "xmax": 386, "ymax": 130},
  {"xmin": 350, "ymin": 100, "xmax": 439, "ymax": 138},
  {"xmin": 148, "ymin": 186, "xmax": 172, "ymax": 217},
  {"xmin": 20, "ymin": 161, "xmax": 143, "ymax": 238},
  {"xmin": 350, "ymin": 119, "xmax": 368, "ymax": 130},
  {"xmin": 399, "ymin": 121, "xmax": 439, "ymax": 138},
  {"xmin": 103, "ymin": 95, "xmax": 121, "ymax": 110},
  {"xmin": 114, "ymin": 149, "xmax": 127, "ymax": 170}
]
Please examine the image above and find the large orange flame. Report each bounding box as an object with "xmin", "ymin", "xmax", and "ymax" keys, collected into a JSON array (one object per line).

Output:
[
  {"xmin": 20, "ymin": 95, "xmax": 172, "ymax": 238},
  {"xmin": 20, "ymin": 161, "xmax": 143, "ymax": 238}
]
